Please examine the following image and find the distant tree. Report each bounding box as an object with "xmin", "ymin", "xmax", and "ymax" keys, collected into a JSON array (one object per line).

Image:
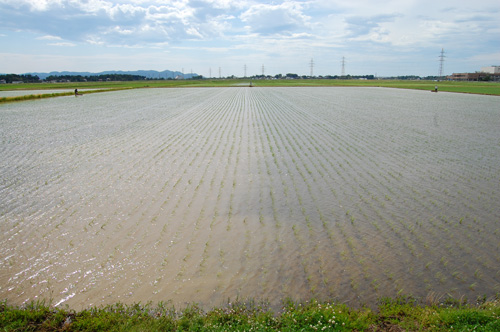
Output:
[
  {"xmin": 44, "ymin": 74, "xmax": 146, "ymax": 82},
  {"xmin": 0, "ymin": 74, "xmax": 40, "ymax": 83}
]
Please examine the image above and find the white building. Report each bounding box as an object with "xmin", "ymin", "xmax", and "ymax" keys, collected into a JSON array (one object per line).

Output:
[{"xmin": 481, "ymin": 66, "xmax": 500, "ymax": 74}]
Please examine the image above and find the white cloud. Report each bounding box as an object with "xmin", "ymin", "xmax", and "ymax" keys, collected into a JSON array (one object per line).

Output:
[
  {"xmin": 37, "ymin": 35, "xmax": 62, "ymax": 40},
  {"xmin": 344, "ymin": 14, "xmax": 399, "ymax": 39},
  {"xmin": 48, "ymin": 41, "xmax": 76, "ymax": 46},
  {"xmin": 22, "ymin": 0, "xmax": 62, "ymax": 11},
  {"xmin": 0, "ymin": 0, "xmax": 236, "ymax": 45},
  {"xmin": 0, "ymin": 0, "xmax": 498, "ymax": 76},
  {"xmin": 240, "ymin": 2, "xmax": 311, "ymax": 35}
]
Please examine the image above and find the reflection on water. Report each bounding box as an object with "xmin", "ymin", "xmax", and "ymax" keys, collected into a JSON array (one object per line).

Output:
[{"xmin": 1, "ymin": 87, "xmax": 499, "ymax": 309}]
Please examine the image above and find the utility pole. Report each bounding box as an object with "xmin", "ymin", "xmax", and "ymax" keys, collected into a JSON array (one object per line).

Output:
[
  {"xmin": 309, "ymin": 58, "xmax": 314, "ymax": 77},
  {"xmin": 341, "ymin": 57, "xmax": 345, "ymax": 77},
  {"xmin": 438, "ymin": 48, "xmax": 445, "ymax": 81}
]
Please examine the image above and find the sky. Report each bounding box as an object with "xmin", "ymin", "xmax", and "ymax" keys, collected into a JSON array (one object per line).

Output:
[{"xmin": 0, "ymin": 0, "xmax": 499, "ymax": 77}]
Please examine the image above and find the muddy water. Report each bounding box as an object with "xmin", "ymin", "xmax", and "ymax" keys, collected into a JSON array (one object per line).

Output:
[{"xmin": 1, "ymin": 87, "xmax": 499, "ymax": 309}]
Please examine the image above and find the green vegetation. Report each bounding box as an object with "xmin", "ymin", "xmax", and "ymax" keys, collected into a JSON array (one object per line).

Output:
[
  {"xmin": 1, "ymin": 297, "xmax": 499, "ymax": 331},
  {"xmin": 1, "ymin": 79, "xmax": 499, "ymax": 104},
  {"xmin": 0, "ymin": 88, "xmax": 130, "ymax": 103},
  {"xmin": 43, "ymin": 74, "xmax": 148, "ymax": 82},
  {"xmin": 249, "ymin": 79, "xmax": 500, "ymax": 95},
  {"xmin": 0, "ymin": 79, "xmax": 237, "ymax": 92}
]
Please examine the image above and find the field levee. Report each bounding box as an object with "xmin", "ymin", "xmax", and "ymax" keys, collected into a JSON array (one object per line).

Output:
[{"xmin": 1, "ymin": 87, "xmax": 499, "ymax": 309}]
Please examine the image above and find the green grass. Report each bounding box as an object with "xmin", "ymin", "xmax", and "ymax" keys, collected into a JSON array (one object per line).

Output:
[
  {"xmin": 0, "ymin": 79, "xmax": 241, "ymax": 92},
  {"xmin": 0, "ymin": 88, "xmax": 130, "ymax": 103},
  {"xmin": 1, "ymin": 296, "xmax": 499, "ymax": 331},
  {"xmin": 250, "ymin": 79, "xmax": 500, "ymax": 95},
  {"xmin": 1, "ymin": 79, "xmax": 499, "ymax": 104}
]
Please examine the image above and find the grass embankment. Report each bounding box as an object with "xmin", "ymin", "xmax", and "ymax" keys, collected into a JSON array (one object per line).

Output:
[
  {"xmin": 0, "ymin": 88, "xmax": 133, "ymax": 103},
  {"xmin": 1, "ymin": 80, "xmax": 498, "ymax": 104},
  {"xmin": 0, "ymin": 80, "xmax": 233, "ymax": 103},
  {"xmin": 250, "ymin": 79, "xmax": 500, "ymax": 95},
  {"xmin": 1, "ymin": 297, "xmax": 499, "ymax": 331}
]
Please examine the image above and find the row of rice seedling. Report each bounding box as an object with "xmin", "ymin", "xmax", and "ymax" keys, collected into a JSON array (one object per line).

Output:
[
  {"xmin": 240, "ymin": 87, "xmax": 498, "ymax": 304},
  {"xmin": 0, "ymin": 88, "xmax": 229, "ymax": 306},
  {"xmin": 1, "ymin": 87, "xmax": 498, "ymax": 309},
  {"xmin": 247, "ymin": 89, "xmax": 376, "ymax": 301},
  {"xmin": 278, "ymin": 87, "xmax": 500, "ymax": 296}
]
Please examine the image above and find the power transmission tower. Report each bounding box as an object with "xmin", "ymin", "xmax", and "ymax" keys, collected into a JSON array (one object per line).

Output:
[
  {"xmin": 219, "ymin": 67, "xmax": 221, "ymax": 79},
  {"xmin": 438, "ymin": 48, "xmax": 446, "ymax": 80},
  {"xmin": 262, "ymin": 64, "xmax": 265, "ymax": 77},
  {"xmin": 341, "ymin": 57, "xmax": 345, "ymax": 77},
  {"xmin": 209, "ymin": 67, "xmax": 211, "ymax": 78},
  {"xmin": 244, "ymin": 64, "xmax": 247, "ymax": 78},
  {"xmin": 309, "ymin": 58, "xmax": 314, "ymax": 77}
]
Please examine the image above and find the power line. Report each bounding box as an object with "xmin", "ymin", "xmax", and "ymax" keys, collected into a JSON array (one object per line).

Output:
[{"xmin": 438, "ymin": 48, "xmax": 446, "ymax": 80}]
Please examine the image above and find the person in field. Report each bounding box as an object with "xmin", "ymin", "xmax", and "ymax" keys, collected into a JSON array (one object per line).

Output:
[{"xmin": 74, "ymin": 89, "xmax": 82, "ymax": 96}]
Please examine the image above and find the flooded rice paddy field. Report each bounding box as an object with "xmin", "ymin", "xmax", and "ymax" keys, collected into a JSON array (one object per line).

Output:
[{"xmin": 1, "ymin": 87, "xmax": 499, "ymax": 309}]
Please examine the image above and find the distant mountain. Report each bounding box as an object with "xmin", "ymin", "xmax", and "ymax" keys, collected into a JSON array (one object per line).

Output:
[{"xmin": 24, "ymin": 70, "xmax": 198, "ymax": 80}]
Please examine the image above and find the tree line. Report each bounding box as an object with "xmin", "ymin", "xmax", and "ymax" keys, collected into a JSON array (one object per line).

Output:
[
  {"xmin": 0, "ymin": 74, "xmax": 41, "ymax": 83},
  {"xmin": 1, "ymin": 73, "xmax": 449, "ymax": 83},
  {"xmin": 0, "ymin": 73, "xmax": 147, "ymax": 83},
  {"xmin": 44, "ymin": 74, "xmax": 147, "ymax": 82},
  {"xmin": 251, "ymin": 74, "xmax": 377, "ymax": 80}
]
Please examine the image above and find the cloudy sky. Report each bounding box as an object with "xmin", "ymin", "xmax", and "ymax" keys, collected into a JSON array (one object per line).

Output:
[{"xmin": 1, "ymin": 0, "xmax": 499, "ymax": 77}]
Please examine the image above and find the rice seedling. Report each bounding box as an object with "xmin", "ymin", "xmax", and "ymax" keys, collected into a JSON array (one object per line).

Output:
[{"xmin": 2, "ymin": 86, "xmax": 499, "ymax": 311}]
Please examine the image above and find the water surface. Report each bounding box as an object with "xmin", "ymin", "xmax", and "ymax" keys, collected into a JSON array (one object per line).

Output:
[{"xmin": 1, "ymin": 87, "xmax": 499, "ymax": 309}]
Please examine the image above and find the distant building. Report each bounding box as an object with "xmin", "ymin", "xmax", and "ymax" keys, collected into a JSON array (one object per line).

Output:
[
  {"xmin": 448, "ymin": 66, "xmax": 500, "ymax": 81},
  {"xmin": 481, "ymin": 66, "xmax": 500, "ymax": 74}
]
